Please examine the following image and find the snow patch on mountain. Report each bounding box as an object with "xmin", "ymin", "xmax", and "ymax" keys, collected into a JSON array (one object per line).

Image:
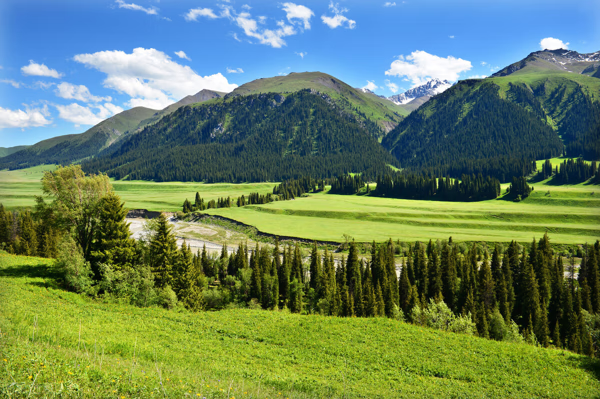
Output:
[{"xmin": 388, "ymin": 78, "xmax": 452, "ymax": 105}]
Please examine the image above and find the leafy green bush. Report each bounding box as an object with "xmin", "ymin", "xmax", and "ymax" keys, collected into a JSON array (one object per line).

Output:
[
  {"xmin": 54, "ymin": 236, "xmax": 93, "ymax": 294},
  {"xmin": 411, "ymin": 300, "xmax": 476, "ymax": 336}
]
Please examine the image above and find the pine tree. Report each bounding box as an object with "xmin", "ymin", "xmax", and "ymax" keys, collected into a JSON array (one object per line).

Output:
[
  {"xmin": 292, "ymin": 244, "xmax": 303, "ymax": 283},
  {"xmin": 149, "ymin": 213, "xmax": 178, "ymax": 288},
  {"xmin": 0, "ymin": 204, "xmax": 8, "ymax": 246},
  {"xmin": 476, "ymin": 303, "xmax": 489, "ymax": 338},
  {"xmin": 428, "ymin": 244, "xmax": 442, "ymax": 301},
  {"xmin": 399, "ymin": 258, "xmax": 412, "ymax": 313},
  {"xmin": 90, "ymin": 192, "xmax": 137, "ymax": 278},
  {"xmin": 309, "ymin": 242, "xmax": 321, "ymax": 292},
  {"xmin": 441, "ymin": 243, "xmax": 457, "ymax": 311},
  {"xmin": 538, "ymin": 299, "xmax": 550, "ymax": 347},
  {"xmin": 587, "ymin": 245, "xmax": 600, "ymax": 313},
  {"xmin": 375, "ymin": 282, "xmax": 385, "ymax": 317},
  {"xmin": 250, "ymin": 244, "xmax": 262, "ymax": 302},
  {"xmin": 478, "ymin": 250, "xmax": 496, "ymax": 314},
  {"xmin": 521, "ymin": 259, "xmax": 542, "ymax": 341}
]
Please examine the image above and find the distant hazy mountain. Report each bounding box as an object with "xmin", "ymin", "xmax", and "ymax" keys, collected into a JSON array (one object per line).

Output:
[{"xmin": 388, "ymin": 79, "xmax": 452, "ymax": 105}]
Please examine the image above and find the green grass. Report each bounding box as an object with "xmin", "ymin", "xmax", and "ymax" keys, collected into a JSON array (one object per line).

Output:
[
  {"xmin": 205, "ymin": 183, "xmax": 600, "ymax": 245},
  {"xmin": 1, "ymin": 252, "xmax": 600, "ymax": 398},
  {"xmin": 0, "ymin": 166, "xmax": 276, "ymax": 211}
]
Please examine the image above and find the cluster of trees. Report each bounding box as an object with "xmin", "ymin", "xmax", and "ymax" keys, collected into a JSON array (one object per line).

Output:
[
  {"xmin": 273, "ymin": 176, "xmax": 324, "ymax": 200},
  {"xmin": 0, "ymin": 205, "xmax": 60, "ymax": 257},
  {"xmin": 373, "ymin": 173, "xmax": 501, "ymax": 201},
  {"xmin": 420, "ymin": 157, "xmax": 538, "ymax": 183},
  {"xmin": 553, "ymin": 158, "xmax": 600, "ymax": 185},
  {"xmin": 182, "ymin": 192, "xmax": 276, "ymax": 213},
  {"xmin": 82, "ymin": 91, "xmax": 398, "ymax": 183},
  {"xmin": 506, "ymin": 176, "xmax": 533, "ymax": 201},
  {"xmin": 329, "ymin": 174, "xmax": 366, "ymax": 195},
  {"xmin": 383, "ymin": 82, "xmax": 564, "ymax": 179}
]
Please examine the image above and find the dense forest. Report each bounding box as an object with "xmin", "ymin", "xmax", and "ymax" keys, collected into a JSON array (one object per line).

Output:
[
  {"xmin": 2, "ymin": 165, "xmax": 599, "ymax": 358},
  {"xmin": 82, "ymin": 91, "xmax": 398, "ymax": 182}
]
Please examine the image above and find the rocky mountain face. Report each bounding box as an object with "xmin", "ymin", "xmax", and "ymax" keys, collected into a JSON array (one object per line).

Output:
[
  {"xmin": 492, "ymin": 49, "xmax": 600, "ymax": 77},
  {"xmin": 388, "ymin": 79, "xmax": 452, "ymax": 105}
]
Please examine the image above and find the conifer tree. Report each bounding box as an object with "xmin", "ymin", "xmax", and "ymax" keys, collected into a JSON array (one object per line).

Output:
[
  {"xmin": 0, "ymin": 204, "xmax": 8, "ymax": 245},
  {"xmin": 289, "ymin": 278, "xmax": 304, "ymax": 313},
  {"xmin": 587, "ymin": 246, "xmax": 600, "ymax": 313},
  {"xmin": 538, "ymin": 299, "xmax": 550, "ymax": 347},
  {"xmin": 279, "ymin": 245, "xmax": 291, "ymax": 308},
  {"xmin": 90, "ymin": 192, "xmax": 137, "ymax": 278},
  {"xmin": 292, "ymin": 244, "xmax": 303, "ymax": 283},
  {"xmin": 399, "ymin": 259, "xmax": 413, "ymax": 313},
  {"xmin": 428, "ymin": 244, "xmax": 442, "ymax": 301},
  {"xmin": 476, "ymin": 303, "xmax": 489, "ymax": 338},
  {"xmin": 441, "ymin": 242, "xmax": 457, "ymax": 311},
  {"xmin": 521, "ymin": 259, "xmax": 542, "ymax": 341},
  {"xmin": 309, "ymin": 242, "xmax": 321, "ymax": 292},
  {"xmin": 149, "ymin": 213, "xmax": 178, "ymax": 288},
  {"xmin": 375, "ymin": 282, "xmax": 385, "ymax": 317},
  {"xmin": 251, "ymin": 244, "xmax": 262, "ymax": 302},
  {"xmin": 478, "ymin": 250, "xmax": 496, "ymax": 313}
]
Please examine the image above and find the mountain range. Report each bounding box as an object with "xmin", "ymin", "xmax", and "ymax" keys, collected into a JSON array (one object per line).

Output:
[{"xmin": 2, "ymin": 49, "xmax": 599, "ymax": 182}]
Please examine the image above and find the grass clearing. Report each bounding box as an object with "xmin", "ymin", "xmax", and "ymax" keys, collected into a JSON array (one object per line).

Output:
[{"xmin": 1, "ymin": 252, "xmax": 600, "ymax": 398}]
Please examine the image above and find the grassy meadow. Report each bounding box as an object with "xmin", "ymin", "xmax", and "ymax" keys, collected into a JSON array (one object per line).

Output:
[
  {"xmin": 2, "ymin": 252, "xmax": 600, "ymax": 398},
  {"xmin": 1, "ymin": 165, "xmax": 599, "ymax": 245}
]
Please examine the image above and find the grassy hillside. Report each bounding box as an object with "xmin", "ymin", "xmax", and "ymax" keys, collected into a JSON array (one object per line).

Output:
[
  {"xmin": 0, "ymin": 107, "xmax": 158, "ymax": 169},
  {"xmin": 228, "ymin": 72, "xmax": 409, "ymax": 132},
  {"xmin": 2, "ymin": 252, "xmax": 599, "ymax": 398},
  {"xmin": 0, "ymin": 145, "xmax": 29, "ymax": 158}
]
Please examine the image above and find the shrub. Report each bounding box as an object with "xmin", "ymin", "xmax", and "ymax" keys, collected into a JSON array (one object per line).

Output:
[
  {"xmin": 158, "ymin": 285, "xmax": 178, "ymax": 309},
  {"xmin": 411, "ymin": 299, "xmax": 476, "ymax": 336},
  {"xmin": 54, "ymin": 236, "xmax": 93, "ymax": 294}
]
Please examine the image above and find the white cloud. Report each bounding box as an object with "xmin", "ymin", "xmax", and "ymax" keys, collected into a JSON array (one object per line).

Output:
[
  {"xmin": 226, "ymin": 67, "xmax": 244, "ymax": 73},
  {"xmin": 481, "ymin": 61, "xmax": 487, "ymax": 66},
  {"xmin": 21, "ymin": 61, "xmax": 63, "ymax": 78},
  {"xmin": 55, "ymin": 82, "xmax": 112, "ymax": 103},
  {"xmin": 384, "ymin": 2, "xmax": 396, "ymax": 6},
  {"xmin": 540, "ymin": 37, "xmax": 569, "ymax": 50},
  {"xmin": 385, "ymin": 50, "xmax": 472, "ymax": 87},
  {"xmin": 449, "ymin": 35, "xmax": 455, "ymax": 39},
  {"xmin": 385, "ymin": 80, "xmax": 399, "ymax": 93},
  {"xmin": 467, "ymin": 75, "xmax": 487, "ymax": 79},
  {"xmin": 55, "ymin": 102, "xmax": 122, "ymax": 126},
  {"xmin": 115, "ymin": 0, "xmax": 157, "ymax": 15},
  {"xmin": 235, "ymin": 12, "xmax": 297, "ymax": 48},
  {"xmin": 321, "ymin": 2, "xmax": 356, "ymax": 29},
  {"xmin": 362, "ymin": 81, "xmax": 379, "ymax": 92},
  {"xmin": 174, "ymin": 51, "xmax": 191, "ymax": 61},
  {"xmin": 295, "ymin": 51, "xmax": 307, "ymax": 59},
  {"xmin": 73, "ymin": 47, "xmax": 237, "ymax": 109},
  {"xmin": 1, "ymin": 79, "xmax": 21, "ymax": 88},
  {"xmin": 0, "ymin": 105, "xmax": 52, "ymax": 129},
  {"xmin": 282, "ymin": 3, "xmax": 314, "ymax": 29},
  {"xmin": 185, "ymin": 8, "xmax": 218, "ymax": 21}
]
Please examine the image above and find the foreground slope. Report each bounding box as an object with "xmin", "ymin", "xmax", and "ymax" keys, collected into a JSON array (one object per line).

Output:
[
  {"xmin": 83, "ymin": 90, "xmax": 399, "ymax": 182},
  {"xmin": 383, "ymin": 50, "xmax": 600, "ymax": 177},
  {"xmin": 1, "ymin": 253, "xmax": 599, "ymax": 398}
]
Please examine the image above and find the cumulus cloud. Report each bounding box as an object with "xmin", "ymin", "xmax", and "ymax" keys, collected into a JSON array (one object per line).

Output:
[
  {"xmin": 321, "ymin": 2, "xmax": 356, "ymax": 29},
  {"xmin": 226, "ymin": 67, "xmax": 244, "ymax": 73},
  {"xmin": 185, "ymin": 8, "xmax": 218, "ymax": 21},
  {"xmin": 282, "ymin": 3, "xmax": 314, "ymax": 29},
  {"xmin": 174, "ymin": 51, "xmax": 191, "ymax": 61},
  {"xmin": 55, "ymin": 103, "xmax": 123, "ymax": 126},
  {"xmin": 115, "ymin": 0, "xmax": 157, "ymax": 15},
  {"xmin": 73, "ymin": 47, "xmax": 237, "ymax": 109},
  {"xmin": 362, "ymin": 81, "xmax": 379, "ymax": 92},
  {"xmin": 385, "ymin": 79, "xmax": 399, "ymax": 93},
  {"xmin": 235, "ymin": 12, "xmax": 297, "ymax": 48},
  {"xmin": 55, "ymin": 82, "xmax": 112, "ymax": 103},
  {"xmin": 385, "ymin": 50, "xmax": 472, "ymax": 87},
  {"xmin": 21, "ymin": 61, "xmax": 63, "ymax": 78},
  {"xmin": 384, "ymin": 2, "xmax": 396, "ymax": 6},
  {"xmin": 295, "ymin": 51, "xmax": 307, "ymax": 58},
  {"xmin": 0, "ymin": 105, "xmax": 52, "ymax": 129},
  {"xmin": 540, "ymin": 37, "xmax": 569, "ymax": 50}
]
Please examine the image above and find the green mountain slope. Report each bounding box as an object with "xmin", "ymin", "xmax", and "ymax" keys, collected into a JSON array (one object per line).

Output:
[
  {"xmin": 0, "ymin": 107, "xmax": 158, "ymax": 169},
  {"xmin": 228, "ymin": 72, "xmax": 408, "ymax": 134},
  {"xmin": 0, "ymin": 145, "xmax": 29, "ymax": 158},
  {"xmin": 83, "ymin": 90, "xmax": 399, "ymax": 182},
  {"xmin": 382, "ymin": 51, "xmax": 600, "ymax": 179}
]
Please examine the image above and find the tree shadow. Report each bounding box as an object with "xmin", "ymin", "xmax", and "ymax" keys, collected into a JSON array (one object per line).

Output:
[
  {"xmin": 566, "ymin": 352, "xmax": 600, "ymax": 384},
  {"xmin": 0, "ymin": 264, "xmax": 58, "ymax": 279}
]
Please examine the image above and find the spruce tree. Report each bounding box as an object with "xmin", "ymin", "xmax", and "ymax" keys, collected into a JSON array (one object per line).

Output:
[
  {"xmin": 309, "ymin": 242, "xmax": 321, "ymax": 292},
  {"xmin": 478, "ymin": 250, "xmax": 496, "ymax": 314},
  {"xmin": 428, "ymin": 244, "xmax": 442, "ymax": 301},
  {"xmin": 90, "ymin": 192, "xmax": 137, "ymax": 278},
  {"xmin": 587, "ymin": 246, "xmax": 600, "ymax": 313},
  {"xmin": 149, "ymin": 213, "xmax": 178, "ymax": 288},
  {"xmin": 521, "ymin": 259, "xmax": 542, "ymax": 341},
  {"xmin": 399, "ymin": 259, "xmax": 413, "ymax": 313},
  {"xmin": 441, "ymin": 243, "xmax": 457, "ymax": 311}
]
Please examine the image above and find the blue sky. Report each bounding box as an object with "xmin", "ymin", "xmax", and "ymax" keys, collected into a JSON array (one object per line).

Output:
[{"xmin": 1, "ymin": 0, "xmax": 599, "ymax": 147}]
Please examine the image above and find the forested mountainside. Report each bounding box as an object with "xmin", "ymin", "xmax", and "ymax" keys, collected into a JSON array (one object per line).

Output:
[
  {"xmin": 382, "ymin": 71, "xmax": 600, "ymax": 180},
  {"xmin": 82, "ymin": 90, "xmax": 399, "ymax": 182}
]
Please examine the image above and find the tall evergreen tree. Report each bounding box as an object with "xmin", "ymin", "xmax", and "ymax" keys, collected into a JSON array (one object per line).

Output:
[{"xmin": 149, "ymin": 213, "xmax": 178, "ymax": 288}]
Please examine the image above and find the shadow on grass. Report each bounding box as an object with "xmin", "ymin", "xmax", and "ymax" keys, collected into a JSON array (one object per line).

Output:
[
  {"xmin": 568, "ymin": 352, "xmax": 600, "ymax": 383},
  {"xmin": 0, "ymin": 264, "xmax": 58, "ymax": 279}
]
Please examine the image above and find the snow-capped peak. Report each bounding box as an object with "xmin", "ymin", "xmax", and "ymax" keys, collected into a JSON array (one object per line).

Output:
[{"xmin": 388, "ymin": 78, "xmax": 452, "ymax": 105}]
